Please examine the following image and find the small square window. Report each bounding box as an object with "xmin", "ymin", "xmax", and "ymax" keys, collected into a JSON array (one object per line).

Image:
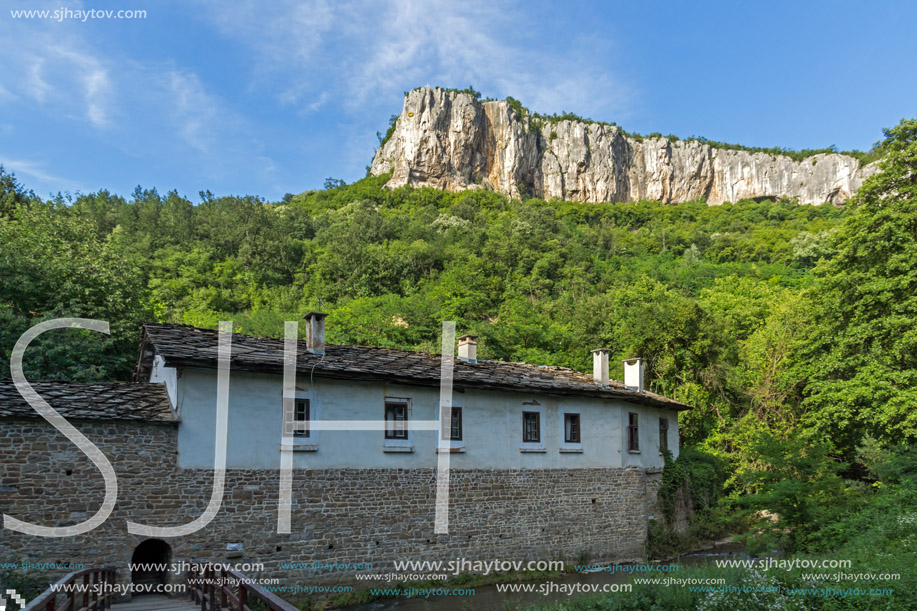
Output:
[
  {"xmin": 293, "ymin": 398, "xmax": 310, "ymax": 438},
  {"xmin": 659, "ymin": 417, "xmax": 669, "ymax": 452},
  {"xmin": 385, "ymin": 401, "xmax": 409, "ymax": 440},
  {"xmin": 523, "ymin": 411, "xmax": 540, "ymax": 443},
  {"xmin": 564, "ymin": 413, "xmax": 581, "ymax": 444},
  {"xmin": 627, "ymin": 412, "xmax": 639, "ymax": 452}
]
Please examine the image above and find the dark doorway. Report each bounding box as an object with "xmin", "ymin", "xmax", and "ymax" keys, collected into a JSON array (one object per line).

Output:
[{"xmin": 131, "ymin": 539, "xmax": 171, "ymax": 586}]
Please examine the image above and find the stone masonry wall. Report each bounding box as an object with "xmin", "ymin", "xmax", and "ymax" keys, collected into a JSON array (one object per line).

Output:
[{"xmin": 1, "ymin": 419, "xmax": 650, "ymax": 595}]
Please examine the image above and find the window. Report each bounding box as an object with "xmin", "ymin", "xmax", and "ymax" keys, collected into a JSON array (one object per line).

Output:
[
  {"xmin": 383, "ymin": 397, "xmax": 412, "ymax": 451},
  {"xmin": 659, "ymin": 417, "xmax": 669, "ymax": 452},
  {"xmin": 441, "ymin": 407, "xmax": 462, "ymax": 442},
  {"xmin": 520, "ymin": 407, "xmax": 545, "ymax": 452},
  {"xmin": 437, "ymin": 402, "xmax": 464, "ymax": 451},
  {"xmin": 293, "ymin": 399, "xmax": 310, "ymax": 438},
  {"xmin": 281, "ymin": 394, "xmax": 318, "ymax": 451},
  {"xmin": 627, "ymin": 412, "xmax": 639, "ymax": 452},
  {"xmin": 564, "ymin": 413, "xmax": 581, "ymax": 443},
  {"xmin": 385, "ymin": 401, "xmax": 409, "ymax": 440},
  {"xmin": 523, "ymin": 411, "xmax": 540, "ymax": 443}
]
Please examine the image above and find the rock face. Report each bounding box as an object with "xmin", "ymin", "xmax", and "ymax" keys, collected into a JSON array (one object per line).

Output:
[{"xmin": 371, "ymin": 87, "xmax": 878, "ymax": 205}]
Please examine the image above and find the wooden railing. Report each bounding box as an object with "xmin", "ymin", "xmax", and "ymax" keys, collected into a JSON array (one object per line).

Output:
[
  {"xmin": 187, "ymin": 566, "xmax": 297, "ymax": 611},
  {"xmin": 23, "ymin": 568, "xmax": 118, "ymax": 611}
]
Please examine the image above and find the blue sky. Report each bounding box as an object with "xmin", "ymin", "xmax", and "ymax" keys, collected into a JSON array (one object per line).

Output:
[{"xmin": 1, "ymin": 0, "xmax": 915, "ymax": 202}]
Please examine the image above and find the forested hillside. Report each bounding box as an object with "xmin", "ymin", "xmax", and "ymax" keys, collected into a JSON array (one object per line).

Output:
[
  {"xmin": 2, "ymin": 120, "xmax": 916, "ymax": 608},
  {"xmin": 0, "ymin": 164, "xmax": 849, "ymax": 443}
]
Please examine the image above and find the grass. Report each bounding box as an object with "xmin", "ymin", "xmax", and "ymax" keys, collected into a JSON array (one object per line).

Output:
[
  {"xmin": 517, "ymin": 555, "xmax": 912, "ymax": 611},
  {"xmin": 296, "ymin": 566, "xmax": 570, "ymax": 610}
]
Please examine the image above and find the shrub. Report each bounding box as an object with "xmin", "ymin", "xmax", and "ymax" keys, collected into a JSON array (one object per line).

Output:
[
  {"xmin": 648, "ymin": 448, "xmax": 731, "ymax": 559},
  {"xmin": 0, "ymin": 570, "xmax": 48, "ymax": 602}
]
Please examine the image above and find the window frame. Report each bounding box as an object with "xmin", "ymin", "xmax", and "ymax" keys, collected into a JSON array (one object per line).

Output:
[
  {"xmin": 384, "ymin": 401, "xmax": 409, "ymax": 440},
  {"xmin": 447, "ymin": 406, "xmax": 463, "ymax": 442},
  {"xmin": 659, "ymin": 417, "xmax": 669, "ymax": 453},
  {"xmin": 293, "ymin": 398, "xmax": 310, "ymax": 439},
  {"xmin": 564, "ymin": 412, "xmax": 581, "ymax": 444},
  {"xmin": 436, "ymin": 401, "xmax": 465, "ymax": 452},
  {"xmin": 383, "ymin": 397, "xmax": 413, "ymax": 451},
  {"xmin": 523, "ymin": 411, "xmax": 541, "ymax": 443},
  {"xmin": 627, "ymin": 412, "xmax": 640, "ymax": 453},
  {"xmin": 519, "ymin": 407, "xmax": 545, "ymax": 452},
  {"xmin": 281, "ymin": 390, "xmax": 318, "ymax": 452},
  {"xmin": 559, "ymin": 410, "xmax": 583, "ymax": 453}
]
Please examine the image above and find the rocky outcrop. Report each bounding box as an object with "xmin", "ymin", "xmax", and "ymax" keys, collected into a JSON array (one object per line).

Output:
[{"xmin": 371, "ymin": 87, "xmax": 879, "ymax": 205}]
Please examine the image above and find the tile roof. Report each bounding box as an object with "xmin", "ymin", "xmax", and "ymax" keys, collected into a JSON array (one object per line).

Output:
[
  {"xmin": 138, "ymin": 324, "xmax": 690, "ymax": 411},
  {"xmin": 0, "ymin": 379, "xmax": 176, "ymax": 422}
]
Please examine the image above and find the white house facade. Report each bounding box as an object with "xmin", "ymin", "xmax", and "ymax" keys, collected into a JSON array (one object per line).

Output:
[{"xmin": 137, "ymin": 316, "xmax": 686, "ymax": 472}]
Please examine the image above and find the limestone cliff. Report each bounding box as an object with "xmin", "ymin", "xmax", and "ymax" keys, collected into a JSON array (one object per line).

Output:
[{"xmin": 371, "ymin": 87, "xmax": 878, "ymax": 205}]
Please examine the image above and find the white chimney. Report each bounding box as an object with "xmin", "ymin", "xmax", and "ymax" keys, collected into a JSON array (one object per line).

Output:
[
  {"xmin": 624, "ymin": 358, "xmax": 644, "ymax": 392},
  {"xmin": 304, "ymin": 311, "xmax": 328, "ymax": 354},
  {"xmin": 457, "ymin": 335, "xmax": 478, "ymax": 362},
  {"xmin": 592, "ymin": 349, "xmax": 610, "ymax": 385}
]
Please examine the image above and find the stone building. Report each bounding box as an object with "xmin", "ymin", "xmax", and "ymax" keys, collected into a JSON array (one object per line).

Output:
[{"xmin": 1, "ymin": 316, "xmax": 689, "ymax": 591}]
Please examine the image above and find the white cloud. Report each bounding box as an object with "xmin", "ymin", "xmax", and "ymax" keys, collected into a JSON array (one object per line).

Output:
[
  {"xmin": 259, "ymin": 155, "xmax": 277, "ymax": 174},
  {"xmin": 198, "ymin": 0, "xmax": 634, "ymax": 119},
  {"xmin": 0, "ymin": 19, "xmax": 112, "ymax": 127},
  {"xmin": 0, "ymin": 7, "xmax": 258, "ymax": 179},
  {"xmin": 0, "ymin": 156, "xmax": 83, "ymax": 193},
  {"xmin": 56, "ymin": 46, "xmax": 111, "ymax": 126},
  {"xmin": 200, "ymin": 0, "xmax": 337, "ymax": 105},
  {"xmin": 304, "ymin": 91, "xmax": 330, "ymax": 113},
  {"xmin": 205, "ymin": 0, "xmax": 335, "ymax": 64},
  {"xmin": 167, "ymin": 71, "xmax": 220, "ymax": 151},
  {"xmin": 26, "ymin": 58, "xmax": 52, "ymax": 103}
]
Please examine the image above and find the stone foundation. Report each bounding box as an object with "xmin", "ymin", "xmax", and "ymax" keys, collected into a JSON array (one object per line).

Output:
[{"xmin": 1, "ymin": 419, "xmax": 651, "ymax": 593}]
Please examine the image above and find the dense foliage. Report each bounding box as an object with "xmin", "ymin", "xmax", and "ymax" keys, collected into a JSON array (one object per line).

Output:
[
  {"xmin": 1, "ymin": 116, "xmax": 916, "ymax": 609},
  {"xmin": 648, "ymin": 448, "xmax": 731, "ymax": 559},
  {"xmin": 528, "ymin": 444, "xmax": 917, "ymax": 611},
  {"xmin": 800, "ymin": 119, "xmax": 917, "ymax": 448}
]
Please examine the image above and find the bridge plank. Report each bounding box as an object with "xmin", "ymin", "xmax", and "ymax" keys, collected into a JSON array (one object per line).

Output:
[{"xmin": 111, "ymin": 595, "xmax": 199, "ymax": 611}]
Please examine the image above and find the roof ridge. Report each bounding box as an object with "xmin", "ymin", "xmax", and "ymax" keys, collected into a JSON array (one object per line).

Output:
[
  {"xmin": 0, "ymin": 377, "xmax": 163, "ymax": 387},
  {"xmin": 144, "ymin": 323, "xmax": 602, "ymax": 374},
  {"xmin": 140, "ymin": 323, "xmax": 690, "ymax": 410}
]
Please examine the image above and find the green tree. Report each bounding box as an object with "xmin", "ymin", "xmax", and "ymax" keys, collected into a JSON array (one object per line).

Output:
[
  {"xmin": 0, "ymin": 166, "xmax": 36, "ymax": 219},
  {"xmin": 801, "ymin": 119, "xmax": 917, "ymax": 450},
  {"xmin": 0, "ymin": 204, "xmax": 148, "ymax": 381},
  {"xmin": 739, "ymin": 432, "xmax": 852, "ymax": 551}
]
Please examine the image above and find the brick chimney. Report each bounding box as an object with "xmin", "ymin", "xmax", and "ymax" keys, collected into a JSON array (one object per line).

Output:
[
  {"xmin": 592, "ymin": 348, "xmax": 610, "ymax": 385},
  {"xmin": 304, "ymin": 311, "xmax": 328, "ymax": 354},
  {"xmin": 457, "ymin": 335, "xmax": 478, "ymax": 362},
  {"xmin": 623, "ymin": 358, "xmax": 644, "ymax": 392}
]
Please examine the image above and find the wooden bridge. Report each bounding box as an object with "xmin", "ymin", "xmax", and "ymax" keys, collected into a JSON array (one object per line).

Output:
[
  {"xmin": 22, "ymin": 565, "xmax": 297, "ymax": 611},
  {"xmin": 111, "ymin": 595, "xmax": 198, "ymax": 611}
]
